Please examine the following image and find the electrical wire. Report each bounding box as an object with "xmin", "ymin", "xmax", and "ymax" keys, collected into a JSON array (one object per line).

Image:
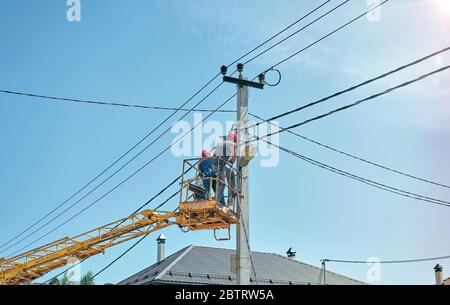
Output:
[
  {"xmin": 0, "ymin": 0, "xmax": 333, "ymax": 115},
  {"xmin": 249, "ymin": 113, "xmax": 450, "ymax": 189},
  {"xmin": 1, "ymin": 80, "xmax": 226, "ymax": 255},
  {"xmin": 42, "ymin": 189, "xmax": 180, "ymax": 284},
  {"xmin": 252, "ymin": 65, "xmax": 450, "ymax": 142},
  {"xmin": 258, "ymin": 138, "xmax": 450, "ymax": 208},
  {"xmin": 92, "ymin": 233, "xmax": 148, "ymax": 280},
  {"xmin": 91, "ymin": 191, "xmax": 181, "ymax": 280},
  {"xmin": 324, "ymin": 255, "xmax": 450, "ymax": 264},
  {"xmin": 5, "ymin": 91, "xmax": 236, "ymax": 258},
  {"xmin": 317, "ymin": 262, "xmax": 324, "ymax": 285},
  {"xmin": 7, "ymin": 169, "xmax": 187, "ymax": 257},
  {"xmin": 0, "ymin": 0, "xmax": 342, "ymax": 253},
  {"xmin": 0, "ymin": 89, "xmax": 236, "ymax": 113},
  {"xmin": 262, "ymin": 68, "xmax": 282, "ymax": 87},
  {"xmin": 9, "ymin": 53, "xmax": 447, "ymax": 253},
  {"xmin": 7, "ymin": 0, "xmax": 391, "ymax": 275},
  {"xmin": 64, "ymin": 0, "xmax": 437, "ymax": 283},
  {"xmin": 267, "ymin": 0, "xmax": 389, "ymax": 71},
  {"xmin": 56, "ymin": 1, "xmax": 395, "ymax": 279},
  {"xmin": 249, "ymin": 45, "xmax": 450, "ymax": 129},
  {"xmin": 228, "ymin": 0, "xmax": 332, "ymax": 67},
  {"xmin": 0, "ymin": 72, "xmax": 221, "ymax": 253},
  {"xmin": 235, "ymin": 187, "xmax": 259, "ymax": 285},
  {"xmin": 243, "ymin": 0, "xmax": 351, "ymax": 65}
]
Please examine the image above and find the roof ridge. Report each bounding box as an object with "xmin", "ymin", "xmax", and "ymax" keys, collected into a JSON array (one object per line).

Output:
[
  {"xmin": 192, "ymin": 244, "xmax": 268, "ymax": 255},
  {"xmin": 154, "ymin": 245, "xmax": 194, "ymax": 280},
  {"xmin": 117, "ymin": 245, "xmax": 195, "ymax": 284}
]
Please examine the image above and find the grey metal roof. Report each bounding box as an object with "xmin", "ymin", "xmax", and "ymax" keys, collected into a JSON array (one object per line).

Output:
[{"xmin": 118, "ymin": 245, "xmax": 364, "ymax": 285}]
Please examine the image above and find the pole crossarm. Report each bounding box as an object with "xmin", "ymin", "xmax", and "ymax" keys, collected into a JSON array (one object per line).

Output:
[
  {"xmin": 0, "ymin": 210, "xmax": 177, "ymax": 285},
  {"xmin": 223, "ymin": 76, "xmax": 264, "ymax": 90}
]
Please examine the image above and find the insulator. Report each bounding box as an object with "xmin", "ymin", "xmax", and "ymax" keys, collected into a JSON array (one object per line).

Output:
[
  {"xmin": 220, "ymin": 65, "xmax": 228, "ymax": 76},
  {"xmin": 258, "ymin": 73, "xmax": 265, "ymax": 84}
]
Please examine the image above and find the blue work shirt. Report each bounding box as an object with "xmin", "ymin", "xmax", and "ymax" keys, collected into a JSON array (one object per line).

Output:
[{"xmin": 199, "ymin": 159, "xmax": 214, "ymax": 177}]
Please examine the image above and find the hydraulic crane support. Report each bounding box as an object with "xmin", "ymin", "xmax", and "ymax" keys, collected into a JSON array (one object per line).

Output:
[
  {"xmin": 0, "ymin": 157, "xmax": 241, "ymax": 285},
  {"xmin": 0, "ymin": 210, "xmax": 177, "ymax": 285}
]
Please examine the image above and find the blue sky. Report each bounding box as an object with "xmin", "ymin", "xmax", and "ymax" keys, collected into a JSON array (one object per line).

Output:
[{"xmin": 0, "ymin": 0, "xmax": 449, "ymax": 285}]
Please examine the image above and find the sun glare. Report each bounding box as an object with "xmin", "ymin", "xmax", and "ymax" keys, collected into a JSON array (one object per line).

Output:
[{"xmin": 435, "ymin": 0, "xmax": 450, "ymax": 14}]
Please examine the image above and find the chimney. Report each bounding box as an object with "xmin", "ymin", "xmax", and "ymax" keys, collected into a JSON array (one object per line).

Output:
[
  {"xmin": 434, "ymin": 264, "xmax": 443, "ymax": 285},
  {"xmin": 286, "ymin": 247, "xmax": 296, "ymax": 259},
  {"xmin": 156, "ymin": 234, "xmax": 167, "ymax": 263}
]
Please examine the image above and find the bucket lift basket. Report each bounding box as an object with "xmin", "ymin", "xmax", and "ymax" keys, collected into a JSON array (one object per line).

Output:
[{"xmin": 178, "ymin": 157, "xmax": 241, "ymax": 240}]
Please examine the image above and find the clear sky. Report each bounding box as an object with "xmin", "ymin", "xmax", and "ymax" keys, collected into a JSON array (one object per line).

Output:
[{"xmin": 0, "ymin": 0, "xmax": 449, "ymax": 285}]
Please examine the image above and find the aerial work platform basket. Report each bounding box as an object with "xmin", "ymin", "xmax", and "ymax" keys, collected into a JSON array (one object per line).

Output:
[{"xmin": 177, "ymin": 157, "xmax": 241, "ymax": 240}]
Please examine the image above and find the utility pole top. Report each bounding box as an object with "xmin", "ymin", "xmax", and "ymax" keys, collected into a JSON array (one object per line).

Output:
[{"xmin": 222, "ymin": 63, "xmax": 265, "ymax": 90}]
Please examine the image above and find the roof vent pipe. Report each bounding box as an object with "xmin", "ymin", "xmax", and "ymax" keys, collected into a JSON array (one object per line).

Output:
[
  {"xmin": 156, "ymin": 234, "xmax": 167, "ymax": 263},
  {"xmin": 434, "ymin": 264, "xmax": 443, "ymax": 285}
]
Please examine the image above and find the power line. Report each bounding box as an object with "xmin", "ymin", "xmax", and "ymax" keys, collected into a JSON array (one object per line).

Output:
[
  {"xmin": 93, "ymin": 170, "xmax": 259, "ymax": 283},
  {"xmin": 267, "ymin": 0, "xmax": 390, "ymax": 71},
  {"xmin": 5, "ymin": 44, "xmax": 447, "ymax": 254},
  {"xmin": 62, "ymin": 1, "xmax": 424, "ymax": 282},
  {"xmin": 0, "ymin": 89, "xmax": 235, "ymax": 113},
  {"xmin": 0, "ymin": 0, "xmax": 334, "ymax": 115},
  {"xmin": 5, "ymin": 92, "xmax": 237, "ymax": 258},
  {"xmin": 42, "ymin": 189, "xmax": 181, "ymax": 284},
  {"xmin": 0, "ymin": 72, "xmax": 222, "ymax": 253},
  {"xmin": 228, "ymin": 0, "xmax": 332, "ymax": 67},
  {"xmin": 92, "ymin": 190, "xmax": 180, "ymax": 280},
  {"xmin": 235, "ymin": 189, "xmax": 259, "ymax": 285},
  {"xmin": 0, "ymin": 1, "xmax": 341, "ymax": 253},
  {"xmin": 92, "ymin": 233, "xmax": 148, "ymax": 280},
  {"xmin": 258, "ymin": 138, "xmax": 450, "ymax": 208},
  {"xmin": 324, "ymin": 255, "xmax": 450, "ymax": 264},
  {"xmin": 1, "ymin": 2, "xmax": 349, "ymax": 254},
  {"xmin": 249, "ymin": 113, "xmax": 450, "ymax": 189},
  {"xmin": 6, "ymin": 0, "xmax": 390, "ymax": 260},
  {"xmin": 253, "ymin": 65, "xmax": 450, "ymax": 141},
  {"xmin": 7, "ymin": 164, "xmax": 188, "ymax": 257},
  {"xmin": 90, "ymin": 192, "xmax": 198, "ymax": 281},
  {"xmin": 0, "ymin": 80, "xmax": 227, "ymax": 256},
  {"xmin": 249, "ymin": 45, "xmax": 450, "ymax": 128},
  {"xmin": 317, "ymin": 264, "xmax": 324, "ymax": 285},
  {"xmin": 34, "ymin": 1, "xmax": 392, "ymax": 278},
  {"xmin": 243, "ymin": 0, "xmax": 350, "ymax": 65}
]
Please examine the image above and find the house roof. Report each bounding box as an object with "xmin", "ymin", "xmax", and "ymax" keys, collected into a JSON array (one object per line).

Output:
[{"xmin": 118, "ymin": 245, "xmax": 364, "ymax": 285}]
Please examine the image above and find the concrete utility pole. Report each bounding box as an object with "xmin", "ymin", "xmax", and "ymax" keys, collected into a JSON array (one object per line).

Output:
[
  {"xmin": 236, "ymin": 75, "xmax": 250, "ymax": 285},
  {"xmin": 222, "ymin": 64, "xmax": 264, "ymax": 285}
]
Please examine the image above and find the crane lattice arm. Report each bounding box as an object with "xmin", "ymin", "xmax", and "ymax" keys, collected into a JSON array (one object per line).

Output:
[
  {"xmin": 0, "ymin": 158, "xmax": 240, "ymax": 285},
  {"xmin": 0, "ymin": 210, "xmax": 177, "ymax": 285}
]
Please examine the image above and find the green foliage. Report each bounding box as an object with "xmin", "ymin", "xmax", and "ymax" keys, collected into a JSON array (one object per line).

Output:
[
  {"xmin": 59, "ymin": 273, "xmax": 75, "ymax": 285},
  {"xmin": 79, "ymin": 271, "xmax": 95, "ymax": 285},
  {"xmin": 57, "ymin": 271, "xmax": 95, "ymax": 285}
]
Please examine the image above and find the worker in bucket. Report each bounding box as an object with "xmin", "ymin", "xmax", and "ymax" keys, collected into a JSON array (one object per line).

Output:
[
  {"xmin": 213, "ymin": 132, "xmax": 237, "ymax": 206},
  {"xmin": 198, "ymin": 149, "xmax": 216, "ymax": 200}
]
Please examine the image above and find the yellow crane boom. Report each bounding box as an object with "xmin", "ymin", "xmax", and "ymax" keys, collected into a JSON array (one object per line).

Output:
[
  {"xmin": 0, "ymin": 158, "xmax": 241, "ymax": 285},
  {"xmin": 0, "ymin": 210, "xmax": 177, "ymax": 285}
]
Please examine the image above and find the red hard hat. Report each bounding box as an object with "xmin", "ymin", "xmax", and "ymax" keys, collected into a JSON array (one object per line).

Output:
[
  {"xmin": 228, "ymin": 132, "xmax": 238, "ymax": 143},
  {"xmin": 201, "ymin": 149, "xmax": 211, "ymax": 157}
]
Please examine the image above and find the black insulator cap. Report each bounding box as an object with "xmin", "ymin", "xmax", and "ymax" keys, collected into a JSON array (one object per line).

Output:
[
  {"xmin": 220, "ymin": 65, "xmax": 228, "ymax": 76},
  {"xmin": 237, "ymin": 63, "xmax": 244, "ymax": 73},
  {"xmin": 258, "ymin": 73, "xmax": 265, "ymax": 84}
]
